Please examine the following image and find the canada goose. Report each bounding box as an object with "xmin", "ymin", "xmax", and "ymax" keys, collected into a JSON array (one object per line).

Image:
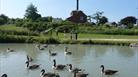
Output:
[
  {"xmin": 43, "ymin": 44, "xmax": 48, "ymax": 48},
  {"xmin": 64, "ymin": 47, "xmax": 72, "ymax": 55},
  {"xmin": 26, "ymin": 55, "xmax": 33, "ymax": 62},
  {"xmin": 67, "ymin": 64, "xmax": 82, "ymax": 73},
  {"xmin": 52, "ymin": 59, "xmax": 66, "ymax": 70},
  {"xmin": 6, "ymin": 48, "xmax": 14, "ymax": 52},
  {"xmin": 25, "ymin": 61, "xmax": 40, "ymax": 70},
  {"xmin": 39, "ymin": 47, "xmax": 45, "ymax": 50},
  {"xmin": 40, "ymin": 69, "xmax": 60, "ymax": 77},
  {"xmin": 36, "ymin": 44, "xmax": 45, "ymax": 50},
  {"xmin": 100, "ymin": 65, "xmax": 118, "ymax": 75},
  {"xmin": 74, "ymin": 71, "xmax": 88, "ymax": 77},
  {"xmin": 1, "ymin": 74, "xmax": 7, "ymax": 77},
  {"xmin": 49, "ymin": 50, "xmax": 57, "ymax": 56}
]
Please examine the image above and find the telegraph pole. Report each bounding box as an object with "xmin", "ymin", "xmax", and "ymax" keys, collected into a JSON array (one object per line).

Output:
[{"xmin": 76, "ymin": 0, "xmax": 79, "ymax": 10}]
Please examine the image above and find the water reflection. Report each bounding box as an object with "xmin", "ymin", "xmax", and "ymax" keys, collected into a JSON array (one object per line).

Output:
[{"xmin": 116, "ymin": 46, "xmax": 135, "ymax": 58}]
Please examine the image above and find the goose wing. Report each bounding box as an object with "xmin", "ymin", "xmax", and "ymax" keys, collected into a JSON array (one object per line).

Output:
[
  {"xmin": 56, "ymin": 65, "xmax": 66, "ymax": 70},
  {"xmin": 104, "ymin": 69, "xmax": 118, "ymax": 75},
  {"xmin": 76, "ymin": 73, "xmax": 88, "ymax": 77},
  {"xmin": 29, "ymin": 64, "xmax": 40, "ymax": 69},
  {"xmin": 43, "ymin": 73, "xmax": 58, "ymax": 77},
  {"xmin": 72, "ymin": 68, "xmax": 82, "ymax": 73}
]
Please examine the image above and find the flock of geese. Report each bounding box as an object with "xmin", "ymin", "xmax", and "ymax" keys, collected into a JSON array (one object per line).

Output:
[{"xmin": 1, "ymin": 44, "xmax": 118, "ymax": 77}]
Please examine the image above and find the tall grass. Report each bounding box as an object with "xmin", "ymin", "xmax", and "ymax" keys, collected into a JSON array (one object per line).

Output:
[{"xmin": 0, "ymin": 24, "xmax": 39, "ymax": 36}]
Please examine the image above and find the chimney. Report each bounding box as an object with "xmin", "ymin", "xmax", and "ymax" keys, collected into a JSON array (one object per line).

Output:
[{"xmin": 76, "ymin": 0, "xmax": 79, "ymax": 10}]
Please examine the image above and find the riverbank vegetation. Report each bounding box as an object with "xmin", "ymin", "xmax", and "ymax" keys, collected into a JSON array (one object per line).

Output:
[{"xmin": 0, "ymin": 3, "xmax": 138, "ymax": 45}]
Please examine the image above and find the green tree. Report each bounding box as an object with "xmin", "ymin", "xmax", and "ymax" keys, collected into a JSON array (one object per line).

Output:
[
  {"xmin": 37, "ymin": 16, "xmax": 53, "ymax": 22},
  {"xmin": 99, "ymin": 16, "xmax": 108, "ymax": 24},
  {"xmin": 120, "ymin": 16, "xmax": 137, "ymax": 25},
  {"xmin": 24, "ymin": 3, "xmax": 41, "ymax": 21},
  {"xmin": 92, "ymin": 11, "xmax": 104, "ymax": 25},
  {"xmin": 0, "ymin": 14, "xmax": 9, "ymax": 25}
]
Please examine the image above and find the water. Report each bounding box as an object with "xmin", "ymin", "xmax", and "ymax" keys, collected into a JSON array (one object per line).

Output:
[{"xmin": 0, "ymin": 44, "xmax": 138, "ymax": 77}]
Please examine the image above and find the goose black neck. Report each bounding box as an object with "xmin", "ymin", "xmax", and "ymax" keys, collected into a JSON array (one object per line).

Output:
[
  {"xmin": 27, "ymin": 55, "xmax": 29, "ymax": 61},
  {"xmin": 26, "ymin": 62, "xmax": 29, "ymax": 67},
  {"xmin": 41, "ymin": 70, "xmax": 45, "ymax": 75},
  {"xmin": 1, "ymin": 74, "xmax": 7, "ymax": 77},
  {"xmin": 53, "ymin": 60, "xmax": 56, "ymax": 67},
  {"xmin": 49, "ymin": 50, "xmax": 51, "ymax": 54},
  {"xmin": 101, "ymin": 66, "xmax": 104, "ymax": 73},
  {"xmin": 69, "ymin": 64, "xmax": 72, "ymax": 70}
]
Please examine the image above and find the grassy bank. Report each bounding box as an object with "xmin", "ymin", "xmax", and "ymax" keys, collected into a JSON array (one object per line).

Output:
[
  {"xmin": 0, "ymin": 24, "xmax": 138, "ymax": 46},
  {"xmin": 0, "ymin": 34, "xmax": 138, "ymax": 46}
]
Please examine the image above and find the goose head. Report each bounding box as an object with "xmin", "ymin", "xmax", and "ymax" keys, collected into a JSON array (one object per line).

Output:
[
  {"xmin": 100, "ymin": 65, "xmax": 104, "ymax": 73},
  {"xmin": 40, "ymin": 69, "xmax": 45, "ymax": 76},
  {"xmin": 53, "ymin": 59, "xmax": 56, "ymax": 67},
  {"xmin": 1, "ymin": 74, "xmax": 7, "ymax": 77}
]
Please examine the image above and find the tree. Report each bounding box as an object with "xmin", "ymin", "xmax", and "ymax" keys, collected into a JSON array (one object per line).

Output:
[
  {"xmin": 24, "ymin": 3, "xmax": 41, "ymax": 21},
  {"xmin": 92, "ymin": 11, "xmax": 104, "ymax": 24},
  {"xmin": 37, "ymin": 16, "xmax": 53, "ymax": 22},
  {"xmin": 0, "ymin": 14, "xmax": 9, "ymax": 25},
  {"xmin": 120, "ymin": 16, "xmax": 137, "ymax": 25},
  {"xmin": 99, "ymin": 16, "xmax": 108, "ymax": 24}
]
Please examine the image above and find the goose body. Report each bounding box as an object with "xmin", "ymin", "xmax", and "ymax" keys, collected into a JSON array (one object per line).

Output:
[
  {"xmin": 49, "ymin": 50, "xmax": 57, "ymax": 56},
  {"xmin": 37, "ymin": 44, "xmax": 45, "ymax": 50},
  {"xmin": 64, "ymin": 47, "xmax": 72, "ymax": 55},
  {"xmin": 43, "ymin": 44, "xmax": 48, "ymax": 48},
  {"xmin": 1, "ymin": 74, "xmax": 7, "ymax": 77},
  {"xmin": 74, "ymin": 72, "xmax": 88, "ymax": 77},
  {"xmin": 6, "ymin": 48, "xmax": 14, "ymax": 52},
  {"xmin": 67, "ymin": 64, "xmax": 82, "ymax": 73},
  {"xmin": 26, "ymin": 61, "xmax": 40, "ymax": 70},
  {"xmin": 39, "ymin": 46, "xmax": 45, "ymax": 50},
  {"xmin": 40, "ymin": 69, "xmax": 60, "ymax": 77},
  {"xmin": 52, "ymin": 59, "xmax": 66, "ymax": 70},
  {"xmin": 64, "ymin": 51, "xmax": 72, "ymax": 55},
  {"xmin": 100, "ymin": 65, "xmax": 118, "ymax": 75}
]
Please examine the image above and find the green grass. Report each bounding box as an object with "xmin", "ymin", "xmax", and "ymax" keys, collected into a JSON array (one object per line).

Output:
[
  {"xmin": 0, "ymin": 24, "xmax": 29, "ymax": 31},
  {"xmin": 0, "ymin": 24, "xmax": 138, "ymax": 45},
  {"xmin": 78, "ymin": 33, "xmax": 138, "ymax": 39}
]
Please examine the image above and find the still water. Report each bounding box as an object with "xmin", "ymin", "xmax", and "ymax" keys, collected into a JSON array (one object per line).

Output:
[{"xmin": 0, "ymin": 44, "xmax": 138, "ymax": 77}]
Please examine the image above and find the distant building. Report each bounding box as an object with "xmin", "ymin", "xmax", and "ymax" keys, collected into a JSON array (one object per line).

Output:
[
  {"xmin": 67, "ymin": 10, "xmax": 87, "ymax": 23},
  {"xmin": 66, "ymin": 0, "xmax": 87, "ymax": 23}
]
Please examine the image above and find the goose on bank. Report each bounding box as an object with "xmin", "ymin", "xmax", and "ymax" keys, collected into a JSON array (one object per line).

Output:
[
  {"xmin": 100, "ymin": 65, "xmax": 118, "ymax": 75},
  {"xmin": 52, "ymin": 59, "xmax": 66, "ymax": 70},
  {"xmin": 40, "ymin": 69, "xmax": 60, "ymax": 77}
]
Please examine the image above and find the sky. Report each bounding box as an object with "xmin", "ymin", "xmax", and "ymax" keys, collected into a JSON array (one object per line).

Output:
[{"xmin": 0, "ymin": 0, "xmax": 138, "ymax": 22}]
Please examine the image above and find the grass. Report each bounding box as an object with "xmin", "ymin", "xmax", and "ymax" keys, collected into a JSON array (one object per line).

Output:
[
  {"xmin": 0, "ymin": 24, "xmax": 29, "ymax": 31},
  {"xmin": 0, "ymin": 24, "xmax": 138, "ymax": 45},
  {"xmin": 78, "ymin": 33, "xmax": 138, "ymax": 39}
]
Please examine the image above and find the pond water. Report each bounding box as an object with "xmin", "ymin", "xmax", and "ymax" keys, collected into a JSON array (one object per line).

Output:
[{"xmin": 0, "ymin": 44, "xmax": 138, "ymax": 77}]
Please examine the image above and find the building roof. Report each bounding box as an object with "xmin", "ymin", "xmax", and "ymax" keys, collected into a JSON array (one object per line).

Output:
[{"xmin": 67, "ymin": 10, "xmax": 87, "ymax": 23}]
